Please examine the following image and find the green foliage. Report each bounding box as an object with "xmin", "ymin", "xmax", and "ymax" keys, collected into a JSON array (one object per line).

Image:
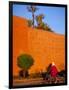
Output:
[
  {"xmin": 36, "ymin": 14, "xmax": 53, "ymax": 32},
  {"xmin": 17, "ymin": 54, "xmax": 34, "ymax": 70},
  {"xmin": 36, "ymin": 14, "xmax": 44, "ymax": 27},
  {"xmin": 58, "ymin": 70, "xmax": 65, "ymax": 77},
  {"xmin": 28, "ymin": 19, "xmax": 33, "ymax": 27},
  {"xmin": 43, "ymin": 24, "xmax": 54, "ymax": 32}
]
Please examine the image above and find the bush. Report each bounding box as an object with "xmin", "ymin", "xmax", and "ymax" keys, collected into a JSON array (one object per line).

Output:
[
  {"xmin": 41, "ymin": 23, "xmax": 53, "ymax": 32},
  {"xmin": 36, "ymin": 22, "xmax": 53, "ymax": 32},
  {"xmin": 28, "ymin": 19, "xmax": 33, "ymax": 27},
  {"xmin": 58, "ymin": 70, "xmax": 65, "ymax": 77}
]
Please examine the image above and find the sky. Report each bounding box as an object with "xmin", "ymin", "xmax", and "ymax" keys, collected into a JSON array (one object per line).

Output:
[{"xmin": 13, "ymin": 4, "xmax": 65, "ymax": 35}]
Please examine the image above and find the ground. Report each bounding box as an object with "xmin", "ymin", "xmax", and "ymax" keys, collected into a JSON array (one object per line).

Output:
[{"xmin": 13, "ymin": 76, "xmax": 65, "ymax": 87}]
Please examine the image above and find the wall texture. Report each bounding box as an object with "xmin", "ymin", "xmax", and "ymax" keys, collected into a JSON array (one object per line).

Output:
[{"xmin": 13, "ymin": 16, "xmax": 65, "ymax": 76}]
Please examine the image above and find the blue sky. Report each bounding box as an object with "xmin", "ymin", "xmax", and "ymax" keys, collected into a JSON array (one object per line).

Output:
[{"xmin": 13, "ymin": 4, "xmax": 65, "ymax": 34}]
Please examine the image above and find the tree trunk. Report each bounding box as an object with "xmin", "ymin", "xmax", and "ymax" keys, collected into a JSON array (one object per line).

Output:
[
  {"xmin": 23, "ymin": 70, "xmax": 26, "ymax": 78},
  {"xmin": 32, "ymin": 12, "xmax": 34, "ymax": 28},
  {"xmin": 19, "ymin": 69, "xmax": 29, "ymax": 78},
  {"xmin": 19, "ymin": 70, "xmax": 23, "ymax": 78}
]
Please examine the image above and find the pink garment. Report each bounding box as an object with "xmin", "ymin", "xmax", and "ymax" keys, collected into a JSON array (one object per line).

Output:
[{"xmin": 50, "ymin": 65, "xmax": 58, "ymax": 77}]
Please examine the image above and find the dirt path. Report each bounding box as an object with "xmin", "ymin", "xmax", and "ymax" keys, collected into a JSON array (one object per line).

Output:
[{"xmin": 13, "ymin": 77, "xmax": 65, "ymax": 87}]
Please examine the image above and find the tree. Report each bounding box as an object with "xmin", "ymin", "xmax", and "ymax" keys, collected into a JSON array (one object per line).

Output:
[
  {"xmin": 27, "ymin": 5, "xmax": 38, "ymax": 27},
  {"xmin": 36, "ymin": 14, "xmax": 44, "ymax": 28},
  {"xmin": 17, "ymin": 54, "xmax": 34, "ymax": 78},
  {"xmin": 36, "ymin": 14, "xmax": 54, "ymax": 32}
]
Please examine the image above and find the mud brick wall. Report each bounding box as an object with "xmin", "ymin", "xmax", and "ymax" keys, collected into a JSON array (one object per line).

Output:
[{"xmin": 13, "ymin": 16, "xmax": 65, "ymax": 76}]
